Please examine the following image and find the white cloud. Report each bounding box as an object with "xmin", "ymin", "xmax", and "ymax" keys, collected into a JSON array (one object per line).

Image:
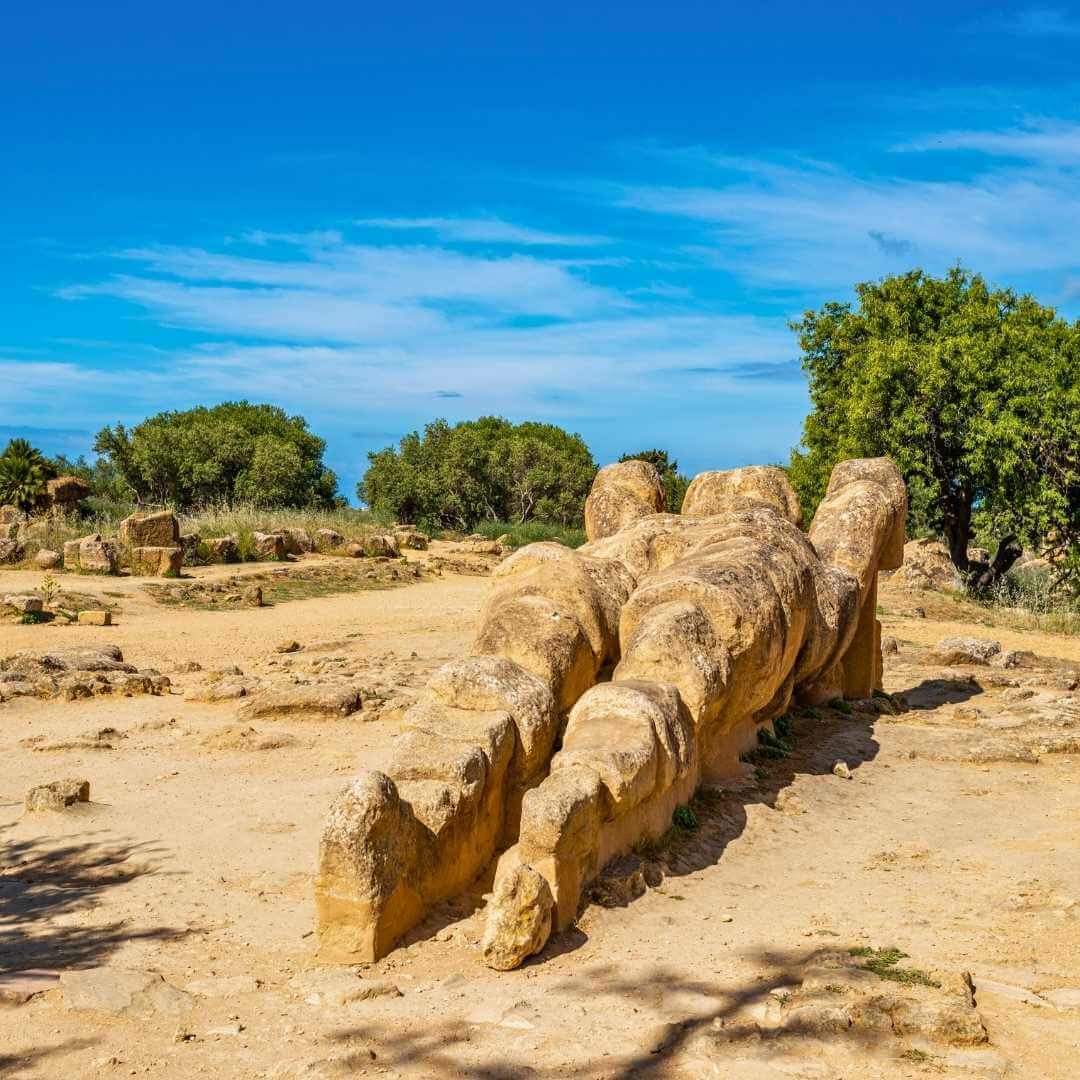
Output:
[
  {"xmin": 60, "ymin": 237, "xmax": 630, "ymax": 342},
  {"xmin": 356, "ymin": 215, "xmax": 609, "ymax": 247},
  {"xmin": 617, "ymin": 136, "xmax": 1080, "ymax": 291},
  {"xmin": 898, "ymin": 119, "xmax": 1080, "ymax": 163}
]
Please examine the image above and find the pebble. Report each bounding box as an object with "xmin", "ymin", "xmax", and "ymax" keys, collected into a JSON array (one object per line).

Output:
[{"xmin": 832, "ymin": 761, "xmax": 852, "ymax": 780}]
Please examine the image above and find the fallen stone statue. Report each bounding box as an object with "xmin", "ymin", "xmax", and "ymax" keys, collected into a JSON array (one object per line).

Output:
[{"xmin": 315, "ymin": 457, "xmax": 906, "ymax": 969}]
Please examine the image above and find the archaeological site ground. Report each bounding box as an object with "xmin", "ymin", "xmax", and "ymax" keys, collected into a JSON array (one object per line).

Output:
[{"xmin": 2, "ymin": 461, "xmax": 1079, "ymax": 1079}]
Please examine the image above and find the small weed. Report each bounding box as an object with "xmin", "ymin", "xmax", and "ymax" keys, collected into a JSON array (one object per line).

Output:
[
  {"xmin": 39, "ymin": 571, "xmax": 59, "ymax": 607},
  {"xmin": 872, "ymin": 688, "xmax": 891, "ymax": 701},
  {"xmin": 756, "ymin": 727, "xmax": 793, "ymax": 759},
  {"xmin": 773, "ymin": 714, "xmax": 793, "ymax": 739},
  {"xmin": 850, "ymin": 947, "xmax": 940, "ymax": 988},
  {"xmin": 828, "ymin": 697, "xmax": 853, "ymax": 715},
  {"xmin": 20, "ymin": 611, "xmax": 49, "ymax": 625},
  {"xmin": 672, "ymin": 804, "xmax": 698, "ymax": 831},
  {"xmin": 899, "ymin": 1048, "xmax": 934, "ymax": 1064},
  {"xmin": 823, "ymin": 983, "xmax": 847, "ymax": 994},
  {"xmin": 803, "ymin": 707, "xmax": 823, "ymax": 721},
  {"xmin": 753, "ymin": 766, "xmax": 767, "ymax": 782},
  {"xmin": 771, "ymin": 991, "xmax": 791, "ymax": 1006}
]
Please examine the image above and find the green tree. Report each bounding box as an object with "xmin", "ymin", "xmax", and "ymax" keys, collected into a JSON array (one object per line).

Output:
[
  {"xmin": 0, "ymin": 438, "xmax": 56, "ymax": 510},
  {"xmin": 359, "ymin": 417, "xmax": 597, "ymax": 530},
  {"xmin": 787, "ymin": 267, "xmax": 1080, "ymax": 590},
  {"xmin": 93, "ymin": 402, "xmax": 339, "ymax": 509},
  {"xmin": 618, "ymin": 448, "xmax": 689, "ymax": 512}
]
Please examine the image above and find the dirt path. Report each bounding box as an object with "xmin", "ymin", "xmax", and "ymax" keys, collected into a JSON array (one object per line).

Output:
[{"xmin": 2, "ymin": 567, "xmax": 1079, "ymax": 1078}]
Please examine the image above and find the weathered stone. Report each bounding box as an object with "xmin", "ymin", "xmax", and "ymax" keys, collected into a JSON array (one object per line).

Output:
[
  {"xmin": 683, "ymin": 465, "xmax": 802, "ymax": 525},
  {"xmin": 239, "ymin": 684, "xmax": 362, "ymax": 719},
  {"xmin": 63, "ymin": 538, "xmax": 82, "ymax": 567},
  {"xmin": 36, "ymin": 645, "xmax": 132, "ymax": 672},
  {"xmin": 317, "ymin": 454, "xmax": 908, "ymax": 968},
  {"xmin": 4, "ymin": 595, "xmax": 44, "ymax": 614},
  {"xmin": 204, "ymin": 535, "xmax": 240, "ymax": 563},
  {"xmin": 481, "ymin": 862, "xmax": 554, "ymax": 971},
  {"xmin": 584, "ymin": 459, "xmax": 665, "ymax": 542},
  {"xmin": 242, "ymin": 584, "xmax": 264, "ymax": 607},
  {"xmin": 130, "ymin": 545, "xmax": 182, "ymax": 577},
  {"xmin": 929, "ymin": 637, "xmax": 1001, "ymax": 666},
  {"xmin": 253, "ymin": 531, "xmax": 287, "ymax": 560},
  {"xmin": 119, "ymin": 510, "xmax": 180, "ymax": 548},
  {"xmin": 0, "ymin": 538, "xmax": 20, "ymax": 564},
  {"xmin": 77, "ymin": 610, "xmax": 112, "ymax": 626},
  {"xmin": 78, "ymin": 536, "xmax": 118, "ymax": 575},
  {"xmin": 287, "ymin": 969, "xmax": 401, "ymax": 1006},
  {"xmin": 60, "ymin": 968, "xmax": 192, "ymax": 1016},
  {"xmin": 896, "ymin": 537, "xmax": 962, "ymax": 591},
  {"xmin": 25, "ymin": 778, "xmax": 90, "ymax": 811},
  {"xmin": 33, "ymin": 548, "xmax": 61, "ymax": 570},
  {"xmin": 363, "ymin": 533, "xmax": 399, "ymax": 558},
  {"xmin": 315, "ymin": 528, "xmax": 346, "ymax": 551},
  {"xmin": 179, "ymin": 532, "xmax": 200, "ymax": 564},
  {"xmin": 46, "ymin": 475, "xmax": 90, "ymax": 509},
  {"xmin": 281, "ymin": 527, "xmax": 314, "ymax": 556},
  {"xmin": 393, "ymin": 528, "xmax": 428, "ymax": 550},
  {"xmin": 276, "ymin": 639, "xmax": 301, "ymax": 654},
  {"xmin": 0, "ymin": 505, "xmax": 20, "ymax": 524}
]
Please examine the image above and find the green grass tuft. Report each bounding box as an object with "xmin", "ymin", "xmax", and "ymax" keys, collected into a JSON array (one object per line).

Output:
[
  {"xmin": 470, "ymin": 519, "xmax": 586, "ymax": 549},
  {"xmin": 850, "ymin": 947, "xmax": 940, "ymax": 987}
]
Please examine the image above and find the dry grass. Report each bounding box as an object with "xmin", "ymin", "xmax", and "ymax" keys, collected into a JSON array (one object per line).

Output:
[{"xmin": 6, "ymin": 503, "xmax": 388, "ymax": 567}]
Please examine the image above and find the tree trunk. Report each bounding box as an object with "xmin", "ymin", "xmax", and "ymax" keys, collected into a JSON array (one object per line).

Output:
[
  {"xmin": 941, "ymin": 494, "xmax": 972, "ymax": 576},
  {"xmin": 969, "ymin": 535, "xmax": 1023, "ymax": 591}
]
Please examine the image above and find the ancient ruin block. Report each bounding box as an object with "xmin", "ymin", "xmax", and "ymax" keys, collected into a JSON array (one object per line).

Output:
[
  {"xmin": 130, "ymin": 546, "xmax": 182, "ymax": 577},
  {"xmin": 45, "ymin": 475, "xmax": 91, "ymax": 512},
  {"xmin": 253, "ymin": 532, "xmax": 286, "ymax": 560},
  {"xmin": 204, "ymin": 536, "xmax": 239, "ymax": 563},
  {"xmin": 119, "ymin": 510, "xmax": 180, "ymax": 549},
  {"xmin": 316, "ymin": 455, "xmax": 908, "ymax": 970},
  {"xmin": 25, "ymin": 778, "xmax": 90, "ymax": 811},
  {"xmin": 78, "ymin": 535, "xmax": 118, "ymax": 575}
]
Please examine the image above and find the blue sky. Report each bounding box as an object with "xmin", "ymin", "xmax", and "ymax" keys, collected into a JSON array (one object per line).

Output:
[{"xmin": 4, "ymin": 2, "xmax": 1080, "ymax": 498}]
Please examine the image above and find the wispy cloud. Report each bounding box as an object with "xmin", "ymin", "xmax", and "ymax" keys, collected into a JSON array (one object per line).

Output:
[
  {"xmin": 356, "ymin": 215, "xmax": 609, "ymax": 247},
  {"xmin": 898, "ymin": 119, "xmax": 1080, "ymax": 163},
  {"xmin": 617, "ymin": 131, "xmax": 1080, "ymax": 291},
  {"xmin": 60, "ymin": 236, "xmax": 629, "ymax": 342}
]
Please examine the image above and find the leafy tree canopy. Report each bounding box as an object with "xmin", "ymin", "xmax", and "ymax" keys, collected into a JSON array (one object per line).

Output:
[
  {"xmin": 618, "ymin": 448, "xmax": 690, "ymax": 512},
  {"xmin": 93, "ymin": 402, "xmax": 339, "ymax": 510},
  {"xmin": 0, "ymin": 438, "xmax": 56, "ymax": 510},
  {"xmin": 359, "ymin": 417, "xmax": 597, "ymax": 530},
  {"xmin": 787, "ymin": 267, "xmax": 1080, "ymax": 590}
]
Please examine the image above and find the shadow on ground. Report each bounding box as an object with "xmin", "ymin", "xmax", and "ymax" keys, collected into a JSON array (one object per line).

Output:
[
  {"xmin": 0, "ymin": 825, "xmax": 182, "ymax": 973},
  {"xmin": 326, "ymin": 946, "xmax": 926, "ymax": 1079}
]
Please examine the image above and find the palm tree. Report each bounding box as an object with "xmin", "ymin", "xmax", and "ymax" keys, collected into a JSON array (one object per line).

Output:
[{"xmin": 0, "ymin": 439, "xmax": 55, "ymax": 510}]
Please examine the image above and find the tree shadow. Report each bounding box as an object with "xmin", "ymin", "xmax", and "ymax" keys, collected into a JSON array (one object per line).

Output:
[
  {"xmin": 0, "ymin": 824, "xmax": 183, "ymax": 974},
  {"xmin": 619, "ymin": 707, "xmax": 883, "ymax": 889},
  {"xmin": 0, "ymin": 1038, "xmax": 98, "ymax": 1079},
  {"xmin": 900, "ymin": 678, "xmax": 984, "ymax": 710},
  {"xmin": 325, "ymin": 946, "xmax": 916, "ymax": 1078}
]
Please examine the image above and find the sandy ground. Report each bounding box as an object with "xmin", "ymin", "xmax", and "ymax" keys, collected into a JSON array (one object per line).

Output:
[{"xmin": 1, "ymin": 561, "xmax": 1079, "ymax": 1078}]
